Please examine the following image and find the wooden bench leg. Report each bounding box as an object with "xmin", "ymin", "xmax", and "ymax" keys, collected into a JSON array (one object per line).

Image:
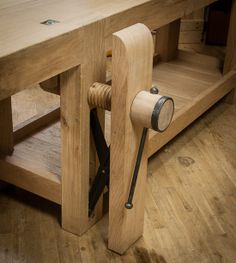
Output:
[
  {"xmin": 108, "ymin": 24, "xmax": 153, "ymax": 254},
  {"xmin": 155, "ymin": 18, "xmax": 181, "ymax": 62},
  {"xmin": 60, "ymin": 22, "xmax": 106, "ymax": 235},
  {"xmin": 0, "ymin": 97, "xmax": 13, "ymax": 190},
  {"xmin": 0, "ymin": 97, "xmax": 14, "ymax": 155},
  {"xmin": 223, "ymin": 0, "xmax": 236, "ymax": 104}
]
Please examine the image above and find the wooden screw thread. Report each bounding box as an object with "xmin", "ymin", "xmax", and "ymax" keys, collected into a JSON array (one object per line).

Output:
[{"xmin": 88, "ymin": 82, "xmax": 111, "ymax": 110}]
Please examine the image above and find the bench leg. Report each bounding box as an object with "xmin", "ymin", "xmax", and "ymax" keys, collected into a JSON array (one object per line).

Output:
[
  {"xmin": 0, "ymin": 97, "xmax": 14, "ymax": 155},
  {"xmin": 155, "ymin": 18, "xmax": 181, "ymax": 62},
  {"xmin": 108, "ymin": 24, "xmax": 153, "ymax": 254},
  {"xmin": 0, "ymin": 97, "xmax": 13, "ymax": 190},
  {"xmin": 224, "ymin": 0, "xmax": 236, "ymax": 104},
  {"xmin": 60, "ymin": 22, "xmax": 106, "ymax": 235}
]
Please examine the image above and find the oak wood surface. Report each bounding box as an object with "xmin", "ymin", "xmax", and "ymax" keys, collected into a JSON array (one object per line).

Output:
[
  {"xmin": 155, "ymin": 19, "xmax": 181, "ymax": 61},
  {"xmin": 108, "ymin": 23, "xmax": 153, "ymax": 254},
  {"xmin": 0, "ymin": 0, "xmax": 216, "ymax": 58},
  {"xmin": 223, "ymin": 0, "xmax": 236, "ymax": 103},
  {"xmin": 60, "ymin": 21, "xmax": 106, "ymax": 236},
  {"xmin": 1, "ymin": 48, "xmax": 232, "ymax": 207},
  {"xmin": 0, "ymin": 0, "xmax": 217, "ymax": 100},
  {"xmin": 0, "ymin": 98, "xmax": 14, "ymax": 155}
]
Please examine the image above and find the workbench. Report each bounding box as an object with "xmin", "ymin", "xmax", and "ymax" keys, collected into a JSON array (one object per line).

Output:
[{"xmin": 0, "ymin": 0, "xmax": 235, "ymax": 254}]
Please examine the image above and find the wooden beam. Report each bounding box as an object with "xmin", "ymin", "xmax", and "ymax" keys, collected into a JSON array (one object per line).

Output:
[
  {"xmin": 0, "ymin": 1, "xmax": 217, "ymax": 100},
  {"xmin": 155, "ymin": 19, "xmax": 181, "ymax": 61},
  {"xmin": 108, "ymin": 24, "xmax": 153, "ymax": 254},
  {"xmin": 223, "ymin": 0, "xmax": 236, "ymax": 104},
  {"xmin": 0, "ymin": 158, "xmax": 61, "ymax": 204},
  {"xmin": 0, "ymin": 97, "xmax": 14, "ymax": 155},
  {"xmin": 13, "ymin": 105, "xmax": 60, "ymax": 143},
  {"xmin": 0, "ymin": 29, "xmax": 83, "ymax": 101},
  {"xmin": 60, "ymin": 21, "xmax": 106, "ymax": 235}
]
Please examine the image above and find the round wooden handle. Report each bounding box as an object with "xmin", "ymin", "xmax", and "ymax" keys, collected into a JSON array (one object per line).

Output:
[{"xmin": 130, "ymin": 91, "xmax": 174, "ymax": 132}]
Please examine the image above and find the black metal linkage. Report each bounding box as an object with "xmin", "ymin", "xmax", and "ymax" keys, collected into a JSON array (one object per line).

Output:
[{"xmin": 89, "ymin": 109, "xmax": 110, "ymax": 217}]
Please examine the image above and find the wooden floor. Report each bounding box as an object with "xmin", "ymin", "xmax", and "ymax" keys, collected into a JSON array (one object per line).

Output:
[{"xmin": 1, "ymin": 48, "xmax": 236, "ymax": 262}]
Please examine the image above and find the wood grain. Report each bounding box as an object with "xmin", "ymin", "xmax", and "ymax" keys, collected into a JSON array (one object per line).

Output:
[
  {"xmin": 1, "ymin": 67, "xmax": 236, "ymax": 262},
  {"xmin": 223, "ymin": 0, "xmax": 236, "ymax": 104},
  {"xmin": 13, "ymin": 105, "xmax": 60, "ymax": 143},
  {"xmin": 0, "ymin": 98, "xmax": 14, "ymax": 155},
  {"xmin": 60, "ymin": 21, "xmax": 106, "ymax": 236},
  {"xmin": 149, "ymin": 70, "xmax": 236, "ymax": 156},
  {"xmin": 0, "ymin": 158, "xmax": 61, "ymax": 204},
  {"xmin": 108, "ymin": 23, "xmax": 153, "ymax": 254},
  {"xmin": 0, "ymin": 0, "xmax": 217, "ymax": 99},
  {"xmin": 155, "ymin": 19, "xmax": 181, "ymax": 61}
]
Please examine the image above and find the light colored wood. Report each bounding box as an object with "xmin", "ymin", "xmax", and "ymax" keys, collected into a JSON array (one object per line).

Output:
[
  {"xmin": 105, "ymin": 48, "xmax": 232, "ymax": 157},
  {"xmin": 0, "ymin": 0, "xmax": 217, "ymax": 99},
  {"xmin": 149, "ymin": 70, "xmax": 236, "ymax": 156},
  {"xmin": 13, "ymin": 105, "xmax": 60, "ymax": 143},
  {"xmin": 155, "ymin": 19, "xmax": 181, "ymax": 61},
  {"xmin": 0, "ymin": 97, "xmax": 14, "ymax": 155},
  {"xmin": 0, "ymin": 158, "xmax": 61, "ymax": 204},
  {"xmin": 0, "ymin": 120, "xmax": 61, "ymax": 203},
  {"xmin": 11, "ymin": 85, "xmax": 60, "ymax": 126},
  {"xmin": 108, "ymin": 23, "xmax": 153, "ymax": 254},
  {"xmin": 1, "ymin": 61, "xmax": 236, "ymax": 262},
  {"xmin": 223, "ymin": 0, "xmax": 236, "ymax": 104},
  {"xmin": 0, "ymin": 0, "xmax": 216, "ymax": 58},
  {"xmin": 60, "ymin": 22, "xmax": 106, "ymax": 236},
  {"xmin": 130, "ymin": 91, "xmax": 174, "ymax": 131},
  {"xmin": 88, "ymin": 82, "xmax": 111, "ymax": 111},
  {"xmin": 180, "ymin": 9, "xmax": 204, "ymax": 44},
  {"xmin": 148, "ymin": 50, "xmax": 234, "ymax": 156},
  {"xmin": 0, "ymin": 0, "xmax": 233, "ymax": 255}
]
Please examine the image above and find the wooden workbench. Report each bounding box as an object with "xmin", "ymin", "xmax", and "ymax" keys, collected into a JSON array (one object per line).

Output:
[{"xmin": 0, "ymin": 0, "xmax": 235, "ymax": 254}]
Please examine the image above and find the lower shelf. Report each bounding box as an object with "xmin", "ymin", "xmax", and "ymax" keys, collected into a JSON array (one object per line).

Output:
[
  {"xmin": 0, "ymin": 122, "xmax": 61, "ymax": 204},
  {"xmin": 148, "ymin": 49, "xmax": 236, "ymax": 156},
  {"xmin": 1, "ymin": 49, "xmax": 235, "ymax": 202}
]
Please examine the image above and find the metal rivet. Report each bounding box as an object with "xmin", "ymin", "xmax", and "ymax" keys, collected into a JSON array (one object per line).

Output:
[{"xmin": 150, "ymin": 86, "xmax": 159, "ymax": 94}]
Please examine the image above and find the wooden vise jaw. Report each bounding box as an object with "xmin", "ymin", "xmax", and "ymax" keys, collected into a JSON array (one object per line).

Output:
[{"xmin": 88, "ymin": 23, "xmax": 174, "ymax": 254}]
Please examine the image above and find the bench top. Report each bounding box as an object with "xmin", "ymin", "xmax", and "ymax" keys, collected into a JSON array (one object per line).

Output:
[{"xmin": 0, "ymin": 0, "xmax": 215, "ymax": 59}]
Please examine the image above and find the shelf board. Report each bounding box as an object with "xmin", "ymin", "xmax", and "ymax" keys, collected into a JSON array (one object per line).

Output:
[{"xmin": 0, "ymin": 122, "xmax": 61, "ymax": 204}]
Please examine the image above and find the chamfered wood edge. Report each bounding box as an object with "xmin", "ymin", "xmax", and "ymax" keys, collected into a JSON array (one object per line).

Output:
[
  {"xmin": 108, "ymin": 23, "xmax": 153, "ymax": 254},
  {"xmin": 13, "ymin": 105, "xmax": 60, "ymax": 143},
  {"xmin": 0, "ymin": 158, "xmax": 61, "ymax": 204}
]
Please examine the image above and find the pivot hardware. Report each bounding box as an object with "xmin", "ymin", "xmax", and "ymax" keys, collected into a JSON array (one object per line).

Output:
[{"xmin": 88, "ymin": 82, "xmax": 174, "ymax": 214}]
